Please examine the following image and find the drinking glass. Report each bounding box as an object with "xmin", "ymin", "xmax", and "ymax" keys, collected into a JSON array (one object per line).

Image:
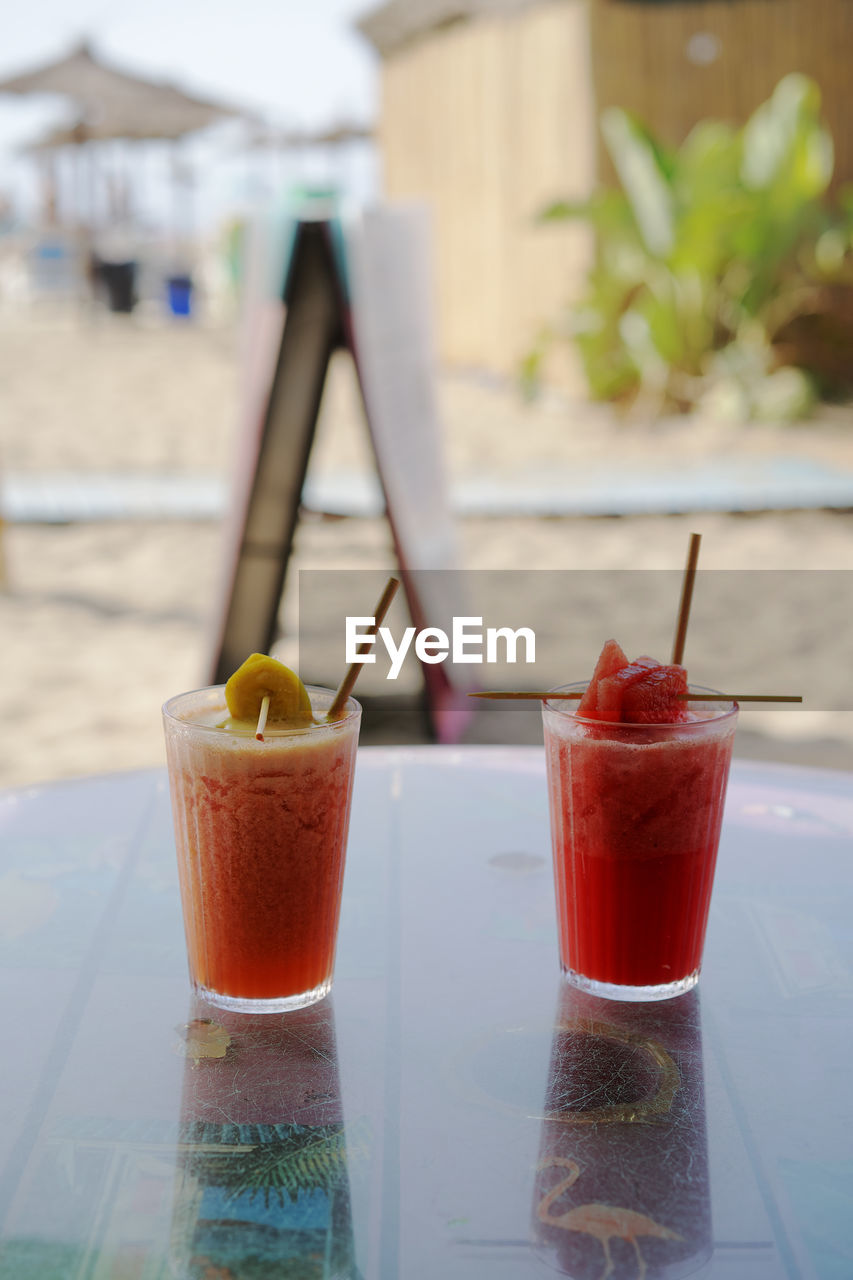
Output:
[
  {"xmin": 164, "ymin": 685, "xmax": 360, "ymax": 1012},
  {"xmin": 542, "ymin": 684, "xmax": 737, "ymax": 1001}
]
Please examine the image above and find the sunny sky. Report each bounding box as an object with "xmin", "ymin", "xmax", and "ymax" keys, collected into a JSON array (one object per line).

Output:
[{"xmin": 0, "ymin": 0, "xmax": 380, "ymax": 226}]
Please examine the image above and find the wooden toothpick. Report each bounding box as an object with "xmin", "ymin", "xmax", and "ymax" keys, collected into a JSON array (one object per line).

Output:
[{"xmin": 255, "ymin": 694, "xmax": 271, "ymax": 740}]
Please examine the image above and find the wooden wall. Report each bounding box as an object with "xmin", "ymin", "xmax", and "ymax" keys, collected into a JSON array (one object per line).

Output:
[
  {"xmin": 378, "ymin": 0, "xmax": 595, "ymax": 380},
  {"xmin": 592, "ymin": 0, "xmax": 853, "ymax": 189}
]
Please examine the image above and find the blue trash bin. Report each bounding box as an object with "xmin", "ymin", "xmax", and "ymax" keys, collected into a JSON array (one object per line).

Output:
[{"xmin": 167, "ymin": 274, "xmax": 193, "ymax": 317}]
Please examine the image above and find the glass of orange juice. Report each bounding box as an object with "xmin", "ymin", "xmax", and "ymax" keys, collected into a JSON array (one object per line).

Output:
[{"xmin": 163, "ymin": 684, "xmax": 361, "ymax": 1012}]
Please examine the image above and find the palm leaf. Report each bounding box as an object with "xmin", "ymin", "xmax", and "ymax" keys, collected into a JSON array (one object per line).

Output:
[
  {"xmin": 183, "ymin": 1123, "xmax": 351, "ymax": 1209},
  {"xmin": 601, "ymin": 107, "xmax": 675, "ymax": 258}
]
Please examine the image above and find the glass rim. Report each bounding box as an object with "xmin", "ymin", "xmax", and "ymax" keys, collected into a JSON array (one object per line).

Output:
[
  {"xmin": 543, "ymin": 680, "xmax": 739, "ymax": 728},
  {"xmin": 162, "ymin": 683, "xmax": 361, "ymax": 737}
]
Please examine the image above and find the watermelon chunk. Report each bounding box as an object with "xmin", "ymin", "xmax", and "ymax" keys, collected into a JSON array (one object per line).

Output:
[
  {"xmin": 576, "ymin": 639, "xmax": 628, "ymax": 718},
  {"xmin": 597, "ymin": 655, "xmax": 660, "ymax": 722},
  {"xmin": 575, "ymin": 641, "xmax": 691, "ymax": 723},
  {"xmin": 621, "ymin": 664, "xmax": 689, "ymax": 723}
]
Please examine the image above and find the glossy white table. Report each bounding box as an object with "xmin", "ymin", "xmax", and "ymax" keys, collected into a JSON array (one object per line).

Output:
[{"xmin": 0, "ymin": 748, "xmax": 851, "ymax": 1279}]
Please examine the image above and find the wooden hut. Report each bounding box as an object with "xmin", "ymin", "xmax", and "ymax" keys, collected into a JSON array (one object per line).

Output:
[
  {"xmin": 357, "ymin": 0, "xmax": 596, "ymax": 382},
  {"xmin": 358, "ymin": 0, "xmax": 853, "ymax": 381}
]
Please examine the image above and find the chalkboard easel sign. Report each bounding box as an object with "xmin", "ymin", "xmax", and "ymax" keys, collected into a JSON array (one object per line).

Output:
[{"xmin": 207, "ymin": 208, "xmax": 475, "ymax": 744}]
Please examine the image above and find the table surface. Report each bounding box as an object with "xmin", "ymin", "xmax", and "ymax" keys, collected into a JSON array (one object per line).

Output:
[{"xmin": 0, "ymin": 747, "xmax": 851, "ymax": 1280}]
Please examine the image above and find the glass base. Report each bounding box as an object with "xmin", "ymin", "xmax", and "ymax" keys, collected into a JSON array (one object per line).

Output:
[
  {"xmin": 193, "ymin": 976, "xmax": 332, "ymax": 1014},
  {"xmin": 562, "ymin": 966, "xmax": 700, "ymax": 1003}
]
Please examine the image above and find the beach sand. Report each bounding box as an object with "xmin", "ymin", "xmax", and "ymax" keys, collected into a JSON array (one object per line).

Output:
[{"xmin": 0, "ymin": 310, "xmax": 851, "ymax": 789}]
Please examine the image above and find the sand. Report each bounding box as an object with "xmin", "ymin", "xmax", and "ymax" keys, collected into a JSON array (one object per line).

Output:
[{"xmin": 0, "ymin": 306, "xmax": 851, "ymax": 789}]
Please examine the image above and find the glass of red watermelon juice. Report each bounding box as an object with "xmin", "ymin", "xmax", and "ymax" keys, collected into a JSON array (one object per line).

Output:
[
  {"xmin": 163, "ymin": 685, "xmax": 361, "ymax": 1013},
  {"xmin": 542, "ymin": 681, "xmax": 737, "ymax": 1001}
]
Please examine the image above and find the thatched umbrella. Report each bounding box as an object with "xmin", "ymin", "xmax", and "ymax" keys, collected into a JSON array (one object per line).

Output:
[
  {"xmin": 0, "ymin": 39, "xmax": 251, "ymax": 305},
  {"xmin": 0, "ymin": 38, "xmax": 249, "ymax": 229},
  {"xmin": 0, "ymin": 38, "xmax": 243, "ymax": 139},
  {"xmin": 238, "ymin": 118, "xmax": 374, "ymax": 199}
]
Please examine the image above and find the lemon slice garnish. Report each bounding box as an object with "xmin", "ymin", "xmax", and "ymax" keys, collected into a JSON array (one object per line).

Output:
[{"xmin": 224, "ymin": 654, "xmax": 314, "ymax": 727}]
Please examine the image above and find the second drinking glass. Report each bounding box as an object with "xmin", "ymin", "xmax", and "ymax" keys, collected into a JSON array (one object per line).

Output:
[{"xmin": 543, "ymin": 684, "xmax": 737, "ymax": 1001}]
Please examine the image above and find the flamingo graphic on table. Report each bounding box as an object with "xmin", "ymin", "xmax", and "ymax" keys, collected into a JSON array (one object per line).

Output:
[{"xmin": 536, "ymin": 1155, "xmax": 683, "ymax": 1280}]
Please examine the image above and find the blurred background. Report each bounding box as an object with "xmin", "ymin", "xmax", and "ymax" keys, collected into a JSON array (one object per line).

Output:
[{"xmin": 0, "ymin": 0, "xmax": 851, "ymax": 787}]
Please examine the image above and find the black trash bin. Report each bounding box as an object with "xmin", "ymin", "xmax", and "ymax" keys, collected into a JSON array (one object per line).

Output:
[{"xmin": 98, "ymin": 260, "xmax": 137, "ymax": 313}]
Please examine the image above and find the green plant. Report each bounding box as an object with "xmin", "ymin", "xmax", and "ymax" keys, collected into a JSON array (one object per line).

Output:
[{"xmin": 529, "ymin": 74, "xmax": 853, "ymax": 418}]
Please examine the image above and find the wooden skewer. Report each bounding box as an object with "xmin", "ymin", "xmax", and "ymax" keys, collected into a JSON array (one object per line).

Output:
[
  {"xmin": 678, "ymin": 694, "xmax": 802, "ymax": 703},
  {"xmin": 255, "ymin": 694, "xmax": 271, "ymax": 740},
  {"xmin": 672, "ymin": 531, "xmax": 701, "ymax": 666},
  {"xmin": 327, "ymin": 576, "xmax": 400, "ymax": 721},
  {"xmin": 468, "ymin": 527, "xmax": 799, "ymax": 711},
  {"xmin": 468, "ymin": 691, "xmax": 802, "ymax": 703}
]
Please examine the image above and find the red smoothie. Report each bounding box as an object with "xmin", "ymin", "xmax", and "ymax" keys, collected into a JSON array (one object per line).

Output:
[
  {"xmin": 543, "ymin": 660, "xmax": 737, "ymax": 1000},
  {"xmin": 164, "ymin": 686, "xmax": 360, "ymax": 1011}
]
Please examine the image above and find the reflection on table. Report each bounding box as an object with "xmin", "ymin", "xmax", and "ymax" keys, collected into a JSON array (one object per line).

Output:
[
  {"xmin": 0, "ymin": 748, "xmax": 851, "ymax": 1278},
  {"xmin": 171, "ymin": 998, "xmax": 357, "ymax": 1278},
  {"xmin": 532, "ymin": 987, "xmax": 710, "ymax": 1279}
]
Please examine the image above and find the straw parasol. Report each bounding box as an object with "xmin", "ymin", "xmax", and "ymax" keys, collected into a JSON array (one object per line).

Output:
[
  {"xmin": 0, "ymin": 37, "xmax": 245, "ymax": 141},
  {"xmin": 242, "ymin": 121, "xmax": 374, "ymax": 150},
  {"xmin": 0, "ymin": 37, "xmax": 252, "ymax": 285}
]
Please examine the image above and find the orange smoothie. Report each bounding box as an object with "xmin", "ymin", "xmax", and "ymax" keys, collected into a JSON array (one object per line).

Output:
[{"xmin": 164, "ymin": 686, "xmax": 360, "ymax": 1012}]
